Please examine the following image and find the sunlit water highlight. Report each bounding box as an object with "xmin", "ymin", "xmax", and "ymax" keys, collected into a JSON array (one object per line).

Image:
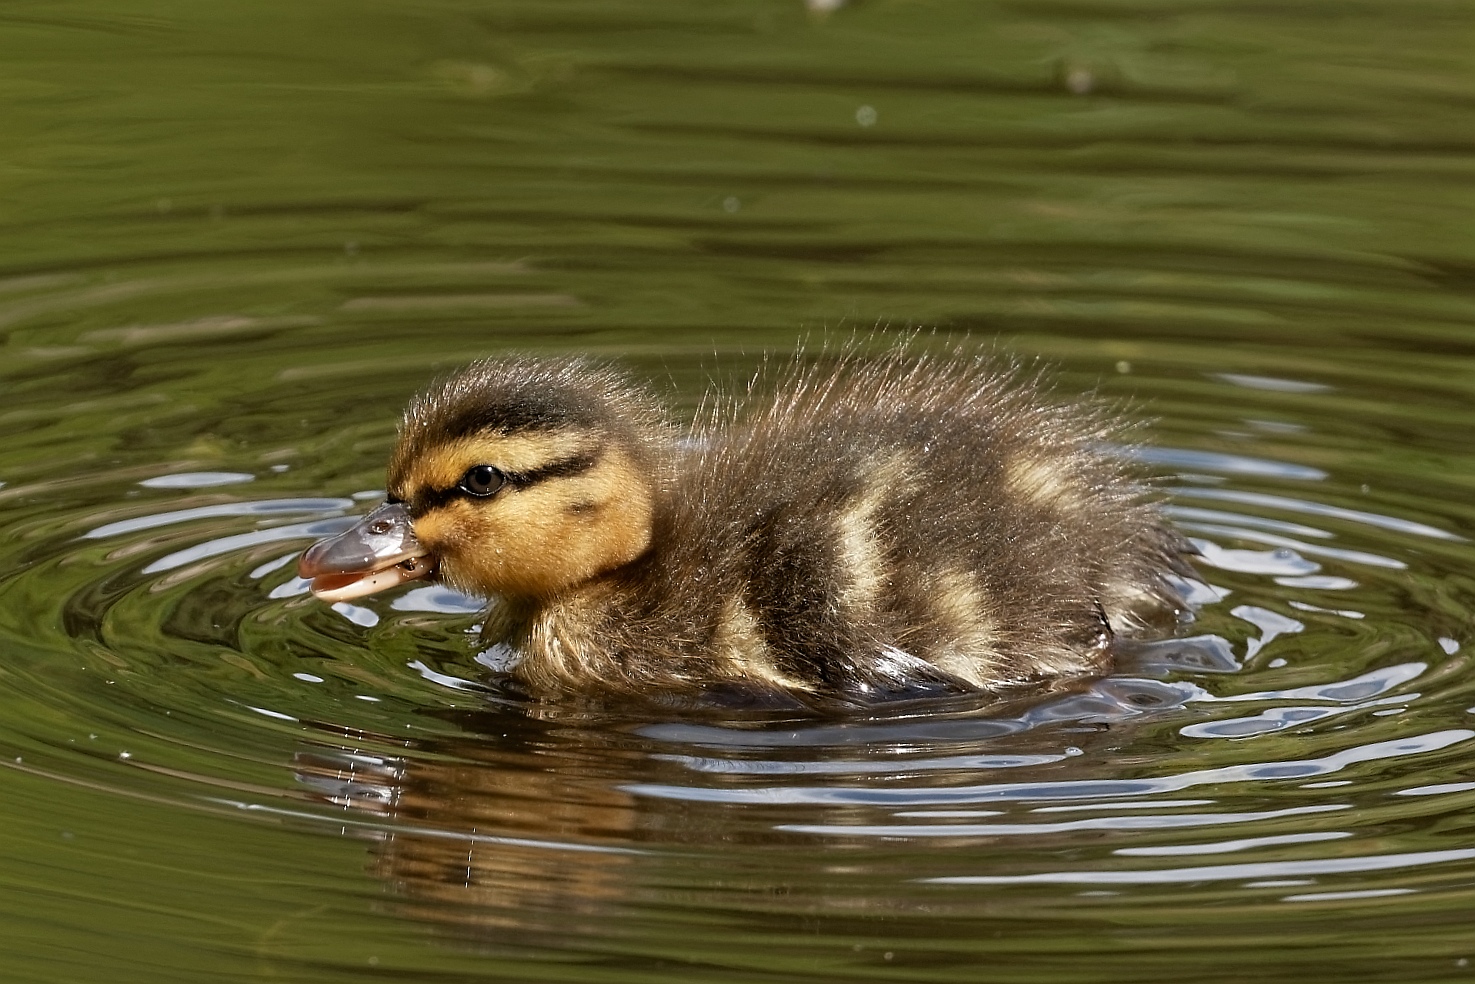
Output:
[{"xmin": 2, "ymin": 1, "xmax": 1475, "ymax": 982}]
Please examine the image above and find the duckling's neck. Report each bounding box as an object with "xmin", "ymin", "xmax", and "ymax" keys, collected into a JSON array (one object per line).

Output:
[
  {"xmin": 483, "ymin": 491, "xmax": 679, "ymax": 694},
  {"xmin": 483, "ymin": 574, "xmax": 649, "ymax": 695}
]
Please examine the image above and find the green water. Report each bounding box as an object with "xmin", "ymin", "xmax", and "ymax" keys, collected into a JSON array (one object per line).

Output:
[{"xmin": 3, "ymin": 1, "xmax": 1475, "ymax": 981}]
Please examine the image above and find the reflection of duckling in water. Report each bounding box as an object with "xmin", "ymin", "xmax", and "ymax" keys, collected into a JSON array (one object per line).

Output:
[{"xmin": 299, "ymin": 344, "xmax": 1192, "ymax": 704}]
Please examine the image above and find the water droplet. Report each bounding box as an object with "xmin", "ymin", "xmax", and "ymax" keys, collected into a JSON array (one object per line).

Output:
[{"xmin": 1064, "ymin": 67, "xmax": 1094, "ymax": 95}]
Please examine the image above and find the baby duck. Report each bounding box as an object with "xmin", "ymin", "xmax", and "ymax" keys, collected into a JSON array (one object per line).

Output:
[{"xmin": 299, "ymin": 346, "xmax": 1190, "ymax": 704}]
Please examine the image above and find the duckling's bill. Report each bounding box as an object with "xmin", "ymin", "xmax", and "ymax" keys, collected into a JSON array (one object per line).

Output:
[{"xmin": 298, "ymin": 501, "xmax": 436, "ymax": 602}]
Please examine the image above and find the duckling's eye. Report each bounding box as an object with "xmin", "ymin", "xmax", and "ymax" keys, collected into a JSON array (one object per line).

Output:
[{"xmin": 458, "ymin": 464, "xmax": 505, "ymax": 498}]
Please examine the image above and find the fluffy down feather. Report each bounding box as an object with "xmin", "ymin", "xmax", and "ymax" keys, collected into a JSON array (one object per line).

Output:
[{"xmin": 306, "ymin": 342, "xmax": 1193, "ymax": 706}]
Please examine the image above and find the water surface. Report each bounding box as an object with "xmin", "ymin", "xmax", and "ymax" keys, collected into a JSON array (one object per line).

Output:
[{"xmin": 2, "ymin": 1, "xmax": 1475, "ymax": 981}]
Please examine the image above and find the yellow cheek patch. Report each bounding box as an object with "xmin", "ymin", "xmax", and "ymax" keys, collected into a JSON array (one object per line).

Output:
[{"xmin": 403, "ymin": 447, "xmax": 656, "ymax": 601}]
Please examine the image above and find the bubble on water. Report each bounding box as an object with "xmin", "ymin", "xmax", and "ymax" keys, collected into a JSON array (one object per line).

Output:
[{"xmin": 1064, "ymin": 67, "xmax": 1094, "ymax": 95}]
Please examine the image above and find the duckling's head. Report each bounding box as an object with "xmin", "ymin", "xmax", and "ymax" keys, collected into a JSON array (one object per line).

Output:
[{"xmin": 299, "ymin": 359, "xmax": 667, "ymax": 604}]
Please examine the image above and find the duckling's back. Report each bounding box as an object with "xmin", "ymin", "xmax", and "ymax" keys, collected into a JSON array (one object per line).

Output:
[{"xmin": 615, "ymin": 348, "xmax": 1187, "ymax": 702}]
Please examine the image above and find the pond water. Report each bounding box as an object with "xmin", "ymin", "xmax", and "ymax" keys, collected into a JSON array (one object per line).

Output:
[{"xmin": 3, "ymin": 1, "xmax": 1475, "ymax": 981}]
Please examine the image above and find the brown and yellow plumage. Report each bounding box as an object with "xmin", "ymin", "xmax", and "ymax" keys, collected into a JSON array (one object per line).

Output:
[{"xmin": 299, "ymin": 344, "xmax": 1192, "ymax": 705}]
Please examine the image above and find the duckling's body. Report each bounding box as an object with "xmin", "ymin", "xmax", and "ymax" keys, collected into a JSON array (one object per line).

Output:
[{"xmin": 300, "ymin": 346, "xmax": 1190, "ymax": 704}]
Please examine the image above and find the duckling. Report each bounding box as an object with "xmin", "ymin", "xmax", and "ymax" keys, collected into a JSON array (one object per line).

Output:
[{"xmin": 298, "ymin": 344, "xmax": 1192, "ymax": 704}]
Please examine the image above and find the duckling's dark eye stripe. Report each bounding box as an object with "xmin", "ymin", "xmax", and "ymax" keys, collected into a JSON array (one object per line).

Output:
[
  {"xmin": 408, "ymin": 449, "xmax": 602, "ymax": 516},
  {"xmin": 508, "ymin": 448, "xmax": 602, "ymax": 486}
]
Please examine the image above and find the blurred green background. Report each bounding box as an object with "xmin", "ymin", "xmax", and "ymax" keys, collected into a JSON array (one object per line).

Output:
[{"xmin": 2, "ymin": 2, "xmax": 1475, "ymax": 982}]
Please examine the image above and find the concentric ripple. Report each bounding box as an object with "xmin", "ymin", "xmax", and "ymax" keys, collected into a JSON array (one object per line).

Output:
[
  {"xmin": 3, "ymin": 326, "xmax": 1474, "ymax": 964},
  {"xmin": 4, "ymin": 0, "xmax": 1475, "ymax": 977}
]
